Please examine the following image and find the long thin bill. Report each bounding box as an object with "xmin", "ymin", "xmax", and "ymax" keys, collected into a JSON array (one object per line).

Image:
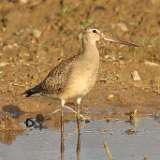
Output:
[{"xmin": 103, "ymin": 37, "xmax": 140, "ymax": 47}]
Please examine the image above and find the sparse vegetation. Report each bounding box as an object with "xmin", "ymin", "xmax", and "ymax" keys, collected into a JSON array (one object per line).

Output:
[
  {"xmin": 0, "ymin": 1, "xmax": 159, "ymax": 160},
  {"xmin": 104, "ymin": 142, "xmax": 113, "ymax": 160},
  {"xmin": 0, "ymin": 0, "xmax": 160, "ymax": 120}
]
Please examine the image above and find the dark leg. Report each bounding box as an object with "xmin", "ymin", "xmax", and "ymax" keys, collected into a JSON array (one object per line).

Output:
[
  {"xmin": 76, "ymin": 129, "xmax": 81, "ymax": 160},
  {"xmin": 60, "ymin": 100, "xmax": 65, "ymax": 160}
]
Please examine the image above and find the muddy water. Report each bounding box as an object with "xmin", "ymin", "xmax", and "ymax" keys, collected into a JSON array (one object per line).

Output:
[{"xmin": 0, "ymin": 117, "xmax": 160, "ymax": 160}]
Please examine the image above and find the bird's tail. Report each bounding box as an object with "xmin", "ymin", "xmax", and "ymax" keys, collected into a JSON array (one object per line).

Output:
[{"xmin": 23, "ymin": 84, "xmax": 42, "ymax": 97}]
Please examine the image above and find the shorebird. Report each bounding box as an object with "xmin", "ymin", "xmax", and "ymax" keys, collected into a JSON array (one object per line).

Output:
[{"xmin": 23, "ymin": 28, "xmax": 138, "ymax": 133}]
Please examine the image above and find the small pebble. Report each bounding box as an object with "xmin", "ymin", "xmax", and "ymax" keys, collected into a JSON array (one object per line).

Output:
[
  {"xmin": 25, "ymin": 118, "xmax": 35, "ymax": 128},
  {"xmin": 144, "ymin": 60, "xmax": 159, "ymax": 67},
  {"xmin": 2, "ymin": 104, "xmax": 23, "ymax": 118},
  {"xmin": 107, "ymin": 94, "xmax": 114, "ymax": 100},
  {"xmin": 35, "ymin": 114, "xmax": 44, "ymax": 123},
  {"xmin": 104, "ymin": 54, "xmax": 116, "ymax": 61},
  {"xmin": 33, "ymin": 29, "xmax": 41, "ymax": 38},
  {"xmin": 117, "ymin": 22, "xmax": 128, "ymax": 32},
  {"xmin": 106, "ymin": 119, "xmax": 110, "ymax": 122},
  {"xmin": 131, "ymin": 70, "xmax": 141, "ymax": 81},
  {"xmin": 85, "ymin": 119, "xmax": 90, "ymax": 123},
  {"xmin": 0, "ymin": 112, "xmax": 23, "ymax": 131},
  {"xmin": 19, "ymin": 0, "xmax": 28, "ymax": 4},
  {"xmin": 125, "ymin": 128, "xmax": 136, "ymax": 135},
  {"xmin": 0, "ymin": 62, "xmax": 8, "ymax": 67}
]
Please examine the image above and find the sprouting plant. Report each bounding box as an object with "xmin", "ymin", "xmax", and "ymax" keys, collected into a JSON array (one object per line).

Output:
[
  {"xmin": 104, "ymin": 142, "xmax": 113, "ymax": 160},
  {"xmin": 80, "ymin": 18, "xmax": 93, "ymax": 29},
  {"xmin": 59, "ymin": 0, "xmax": 72, "ymax": 17}
]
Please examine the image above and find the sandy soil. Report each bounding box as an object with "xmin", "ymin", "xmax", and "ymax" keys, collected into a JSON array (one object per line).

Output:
[{"xmin": 0, "ymin": 0, "xmax": 160, "ymax": 122}]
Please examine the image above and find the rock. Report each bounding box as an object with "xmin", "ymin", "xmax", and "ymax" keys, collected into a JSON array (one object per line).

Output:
[
  {"xmin": 125, "ymin": 128, "xmax": 136, "ymax": 135},
  {"xmin": 13, "ymin": 43, "xmax": 18, "ymax": 47},
  {"xmin": 131, "ymin": 70, "xmax": 141, "ymax": 81},
  {"xmin": 119, "ymin": 60, "xmax": 125, "ymax": 65},
  {"xmin": 117, "ymin": 22, "xmax": 128, "ymax": 32},
  {"xmin": 35, "ymin": 114, "xmax": 45, "ymax": 123},
  {"xmin": 19, "ymin": 0, "xmax": 28, "ymax": 4},
  {"xmin": 150, "ymin": 0, "xmax": 160, "ymax": 5},
  {"xmin": 126, "ymin": 109, "xmax": 138, "ymax": 126},
  {"xmin": 144, "ymin": 60, "xmax": 160, "ymax": 67},
  {"xmin": 33, "ymin": 29, "xmax": 41, "ymax": 38},
  {"xmin": 154, "ymin": 111, "xmax": 160, "ymax": 123},
  {"xmin": 0, "ymin": 112, "xmax": 24, "ymax": 131},
  {"xmin": 2, "ymin": 104, "xmax": 24, "ymax": 118},
  {"xmin": 104, "ymin": 54, "xmax": 116, "ymax": 61},
  {"xmin": 0, "ymin": 62, "xmax": 8, "ymax": 67},
  {"xmin": 107, "ymin": 94, "xmax": 115, "ymax": 100}
]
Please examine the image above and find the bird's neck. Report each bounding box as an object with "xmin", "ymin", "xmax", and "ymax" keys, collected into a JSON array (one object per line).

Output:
[
  {"xmin": 83, "ymin": 40, "xmax": 99, "ymax": 59},
  {"xmin": 82, "ymin": 40, "xmax": 100, "ymax": 75}
]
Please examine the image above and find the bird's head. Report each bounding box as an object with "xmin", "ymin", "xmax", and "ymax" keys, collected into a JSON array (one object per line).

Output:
[
  {"xmin": 85, "ymin": 28, "xmax": 102, "ymax": 42},
  {"xmin": 85, "ymin": 28, "xmax": 139, "ymax": 47}
]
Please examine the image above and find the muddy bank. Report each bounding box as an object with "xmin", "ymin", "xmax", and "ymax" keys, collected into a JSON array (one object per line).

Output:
[{"xmin": 0, "ymin": 0, "xmax": 160, "ymax": 117}]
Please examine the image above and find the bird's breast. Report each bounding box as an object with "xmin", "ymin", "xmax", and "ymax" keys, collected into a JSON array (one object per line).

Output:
[{"xmin": 61, "ymin": 59, "xmax": 99, "ymax": 100}]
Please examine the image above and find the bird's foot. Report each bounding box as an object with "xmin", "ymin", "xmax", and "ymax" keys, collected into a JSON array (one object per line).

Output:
[
  {"xmin": 63, "ymin": 106, "xmax": 90, "ymax": 121},
  {"xmin": 47, "ymin": 106, "xmax": 90, "ymax": 121}
]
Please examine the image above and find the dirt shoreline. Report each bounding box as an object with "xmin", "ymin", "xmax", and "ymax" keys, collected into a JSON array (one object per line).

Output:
[{"xmin": 0, "ymin": 0, "xmax": 160, "ymax": 120}]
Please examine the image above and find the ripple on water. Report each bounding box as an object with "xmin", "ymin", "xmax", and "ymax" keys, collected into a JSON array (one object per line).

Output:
[{"xmin": 0, "ymin": 117, "xmax": 160, "ymax": 160}]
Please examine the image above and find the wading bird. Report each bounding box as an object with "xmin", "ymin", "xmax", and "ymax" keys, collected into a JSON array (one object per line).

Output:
[{"xmin": 23, "ymin": 28, "xmax": 138, "ymax": 133}]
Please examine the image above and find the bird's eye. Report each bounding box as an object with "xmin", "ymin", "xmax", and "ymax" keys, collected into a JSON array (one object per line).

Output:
[{"xmin": 92, "ymin": 29, "xmax": 97, "ymax": 33}]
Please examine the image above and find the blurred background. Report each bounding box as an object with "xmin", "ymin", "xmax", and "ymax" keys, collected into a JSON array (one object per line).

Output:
[
  {"xmin": 1, "ymin": 1, "xmax": 160, "ymax": 160},
  {"xmin": 0, "ymin": 0, "xmax": 160, "ymax": 115}
]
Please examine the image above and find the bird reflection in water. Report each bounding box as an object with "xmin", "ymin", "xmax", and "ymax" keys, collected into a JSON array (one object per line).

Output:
[
  {"xmin": 60, "ymin": 115, "xmax": 64, "ymax": 160},
  {"xmin": 60, "ymin": 121, "xmax": 81, "ymax": 160},
  {"xmin": 76, "ymin": 130, "xmax": 81, "ymax": 160}
]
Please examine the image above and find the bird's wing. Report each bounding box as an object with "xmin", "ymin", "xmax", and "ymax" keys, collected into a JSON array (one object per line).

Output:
[{"xmin": 40, "ymin": 55, "xmax": 78, "ymax": 95}]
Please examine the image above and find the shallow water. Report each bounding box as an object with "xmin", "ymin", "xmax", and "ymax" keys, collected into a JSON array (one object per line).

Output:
[{"xmin": 0, "ymin": 117, "xmax": 160, "ymax": 160}]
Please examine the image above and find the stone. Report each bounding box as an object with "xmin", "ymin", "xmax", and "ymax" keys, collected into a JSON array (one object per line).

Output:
[
  {"xmin": 33, "ymin": 29, "xmax": 41, "ymax": 38},
  {"xmin": 131, "ymin": 70, "xmax": 141, "ymax": 81}
]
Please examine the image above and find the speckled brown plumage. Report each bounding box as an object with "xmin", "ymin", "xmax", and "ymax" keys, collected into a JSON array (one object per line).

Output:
[
  {"xmin": 40, "ymin": 55, "xmax": 79, "ymax": 95},
  {"xmin": 23, "ymin": 28, "xmax": 138, "ymax": 137},
  {"xmin": 24, "ymin": 29, "xmax": 101, "ymax": 103},
  {"xmin": 24, "ymin": 54, "xmax": 79, "ymax": 98},
  {"xmin": 24, "ymin": 28, "xmax": 138, "ymax": 102}
]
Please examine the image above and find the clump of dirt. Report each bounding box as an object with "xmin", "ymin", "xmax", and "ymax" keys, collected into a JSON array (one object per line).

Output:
[
  {"xmin": 0, "ymin": 112, "xmax": 24, "ymax": 131},
  {"xmin": 0, "ymin": 0, "xmax": 160, "ymax": 119},
  {"xmin": 2, "ymin": 104, "xmax": 24, "ymax": 118}
]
